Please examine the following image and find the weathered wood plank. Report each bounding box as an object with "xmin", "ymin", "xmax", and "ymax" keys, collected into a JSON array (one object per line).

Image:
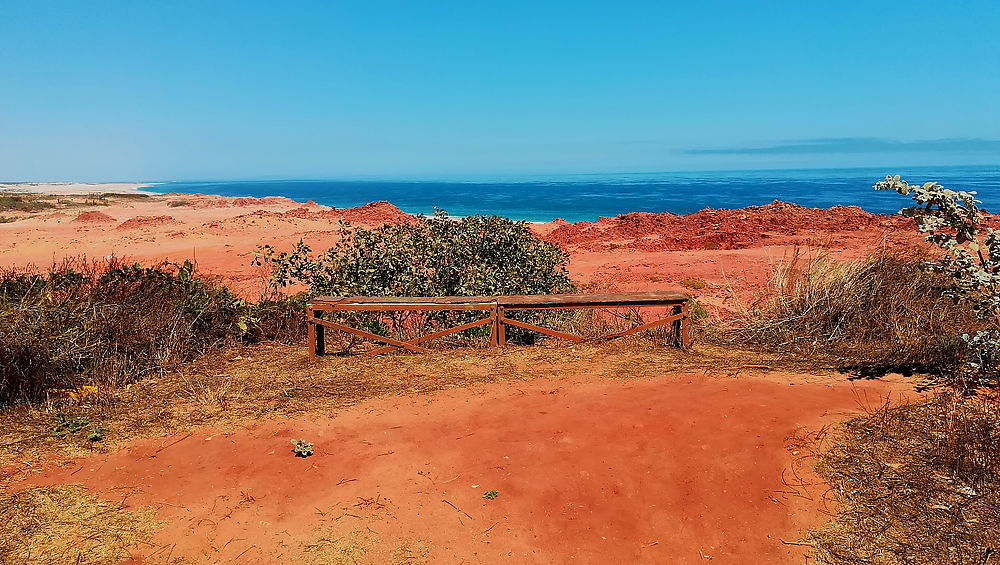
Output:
[{"xmin": 498, "ymin": 292, "xmax": 688, "ymax": 307}]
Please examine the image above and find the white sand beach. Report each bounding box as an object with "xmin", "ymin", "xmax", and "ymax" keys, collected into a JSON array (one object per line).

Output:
[{"xmin": 0, "ymin": 182, "xmax": 156, "ymax": 195}]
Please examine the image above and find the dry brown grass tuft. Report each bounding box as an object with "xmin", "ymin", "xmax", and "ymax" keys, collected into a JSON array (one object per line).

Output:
[
  {"xmin": 0, "ymin": 485, "xmax": 158, "ymax": 564},
  {"xmin": 726, "ymin": 248, "xmax": 982, "ymax": 385},
  {"xmin": 811, "ymin": 393, "xmax": 1000, "ymax": 564}
]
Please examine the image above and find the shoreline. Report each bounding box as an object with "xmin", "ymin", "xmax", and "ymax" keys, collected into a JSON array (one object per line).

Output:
[{"xmin": 0, "ymin": 182, "xmax": 159, "ymax": 195}]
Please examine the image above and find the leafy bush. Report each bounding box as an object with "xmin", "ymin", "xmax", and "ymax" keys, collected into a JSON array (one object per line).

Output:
[
  {"xmin": 254, "ymin": 212, "xmax": 576, "ymax": 345},
  {"xmin": 0, "ymin": 259, "xmax": 302, "ymax": 405},
  {"xmin": 256, "ymin": 212, "xmax": 574, "ymax": 298},
  {"xmin": 876, "ymin": 176, "xmax": 1000, "ymax": 391}
]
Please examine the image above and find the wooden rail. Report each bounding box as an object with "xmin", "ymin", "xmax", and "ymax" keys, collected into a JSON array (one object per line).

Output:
[{"xmin": 306, "ymin": 292, "xmax": 691, "ymax": 357}]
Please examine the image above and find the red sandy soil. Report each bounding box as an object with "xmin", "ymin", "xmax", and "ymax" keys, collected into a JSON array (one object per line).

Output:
[
  {"xmin": 0, "ymin": 193, "xmax": 925, "ymax": 309},
  {"xmin": 22, "ymin": 370, "xmax": 916, "ymax": 564}
]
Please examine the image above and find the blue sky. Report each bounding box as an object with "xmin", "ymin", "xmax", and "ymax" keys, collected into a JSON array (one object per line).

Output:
[{"xmin": 1, "ymin": 1, "xmax": 998, "ymax": 181}]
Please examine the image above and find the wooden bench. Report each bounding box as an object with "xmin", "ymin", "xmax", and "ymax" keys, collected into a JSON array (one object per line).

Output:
[{"xmin": 306, "ymin": 291, "xmax": 691, "ymax": 356}]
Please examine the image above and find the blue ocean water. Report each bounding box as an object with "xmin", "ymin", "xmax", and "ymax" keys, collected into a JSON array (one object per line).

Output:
[{"xmin": 148, "ymin": 165, "xmax": 1000, "ymax": 223}]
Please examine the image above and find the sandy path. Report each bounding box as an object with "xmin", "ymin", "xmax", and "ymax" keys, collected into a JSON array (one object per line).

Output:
[{"xmin": 27, "ymin": 371, "xmax": 914, "ymax": 564}]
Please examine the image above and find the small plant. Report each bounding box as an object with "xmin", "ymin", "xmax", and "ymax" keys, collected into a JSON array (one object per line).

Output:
[
  {"xmin": 86, "ymin": 426, "xmax": 108, "ymax": 442},
  {"xmin": 290, "ymin": 439, "xmax": 313, "ymax": 457},
  {"xmin": 167, "ymin": 200, "xmax": 190, "ymax": 208},
  {"xmin": 482, "ymin": 490, "xmax": 500, "ymax": 500},
  {"xmin": 681, "ymin": 278, "xmax": 707, "ymax": 290},
  {"xmin": 52, "ymin": 414, "xmax": 89, "ymax": 437},
  {"xmin": 687, "ymin": 298, "xmax": 709, "ymax": 321},
  {"xmin": 0, "ymin": 216, "xmax": 13, "ymax": 224}
]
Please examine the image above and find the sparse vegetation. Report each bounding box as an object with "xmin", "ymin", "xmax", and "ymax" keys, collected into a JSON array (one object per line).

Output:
[
  {"xmin": 482, "ymin": 490, "xmax": 500, "ymax": 500},
  {"xmin": 728, "ymin": 248, "xmax": 978, "ymax": 387},
  {"xmin": 100, "ymin": 192, "xmax": 149, "ymax": 200},
  {"xmin": 0, "ymin": 259, "xmax": 303, "ymax": 405},
  {"xmin": 168, "ymin": 199, "xmax": 191, "ymax": 207},
  {"xmin": 291, "ymin": 439, "xmax": 314, "ymax": 457},
  {"xmin": 0, "ymin": 486, "xmax": 158, "ymax": 564},
  {"xmin": 0, "ymin": 193, "xmax": 57, "ymax": 213},
  {"xmin": 736, "ymin": 178, "xmax": 1000, "ymax": 392},
  {"xmin": 811, "ymin": 393, "xmax": 1000, "ymax": 564},
  {"xmin": 681, "ymin": 278, "xmax": 707, "ymax": 290}
]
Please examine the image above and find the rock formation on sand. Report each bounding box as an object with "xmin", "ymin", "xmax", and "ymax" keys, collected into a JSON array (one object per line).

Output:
[{"xmin": 543, "ymin": 201, "xmax": 909, "ymax": 251}]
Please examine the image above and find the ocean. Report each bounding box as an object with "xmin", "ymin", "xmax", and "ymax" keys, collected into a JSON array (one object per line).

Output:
[{"xmin": 147, "ymin": 165, "xmax": 1000, "ymax": 223}]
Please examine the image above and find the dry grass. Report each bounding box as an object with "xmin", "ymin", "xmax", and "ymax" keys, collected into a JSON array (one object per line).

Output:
[
  {"xmin": 811, "ymin": 393, "xmax": 1000, "ymax": 564},
  {"xmin": 726, "ymin": 248, "xmax": 981, "ymax": 386},
  {"xmin": 0, "ymin": 259, "xmax": 304, "ymax": 404},
  {"xmin": 0, "ymin": 485, "xmax": 158, "ymax": 564}
]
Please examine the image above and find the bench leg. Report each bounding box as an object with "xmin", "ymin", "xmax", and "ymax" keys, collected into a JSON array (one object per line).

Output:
[
  {"xmin": 680, "ymin": 303, "xmax": 691, "ymax": 348},
  {"xmin": 314, "ymin": 311, "xmax": 326, "ymax": 356},
  {"xmin": 671, "ymin": 304, "xmax": 684, "ymax": 348},
  {"xmin": 308, "ymin": 309, "xmax": 326, "ymax": 357}
]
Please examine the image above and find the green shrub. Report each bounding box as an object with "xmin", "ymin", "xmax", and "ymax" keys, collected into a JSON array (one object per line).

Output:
[
  {"xmin": 254, "ymin": 212, "xmax": 575, "ymax": 346},
  {"xmin": 256, "ymin": 211, "xmax": 574, "ymax": 298}
]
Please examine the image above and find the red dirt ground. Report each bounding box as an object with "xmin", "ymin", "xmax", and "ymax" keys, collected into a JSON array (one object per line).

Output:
[{"xmin": 25, "ymin": 371, "xmax": 915, "ymax": 564}]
